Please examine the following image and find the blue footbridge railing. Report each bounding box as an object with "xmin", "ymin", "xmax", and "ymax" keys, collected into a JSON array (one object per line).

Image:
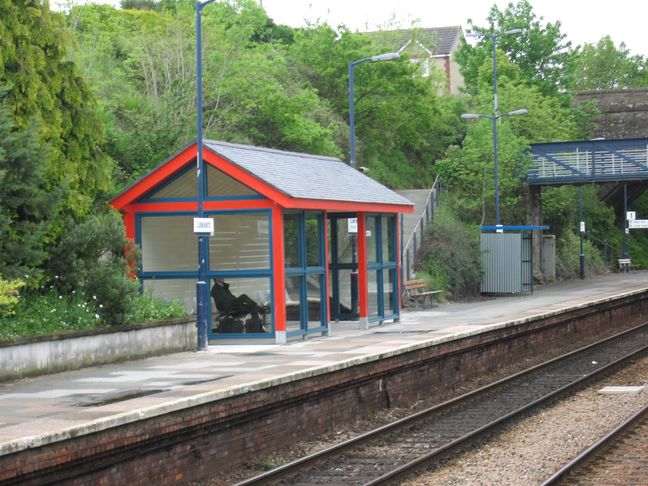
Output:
[{"xmin": 529, "ymin": 138, "xmax": 648, "ymax": 185}]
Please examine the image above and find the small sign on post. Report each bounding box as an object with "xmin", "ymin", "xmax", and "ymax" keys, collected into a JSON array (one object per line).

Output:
[
  {"xmin": 193, "ymin": 217, "xmax": 214, "ymax": 236},
  {"xmin": 347, "ymin": 218, "xmax": 358, "ymax": 234},
  {"xmin": 628, "ymin": 219, "xmax": 648, "ymax": 229},
  {"xmin": 580, "ymin": 221, "xmax": 585, "ymax": 233},
  {"xmin": 627, "ymin": 211, "xmax": 636, "ymax": 221}
]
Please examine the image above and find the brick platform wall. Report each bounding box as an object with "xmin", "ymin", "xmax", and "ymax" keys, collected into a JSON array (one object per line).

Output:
[{"xmin": 3, "ymin": 291, "xmax": 648, "ymax": 485}]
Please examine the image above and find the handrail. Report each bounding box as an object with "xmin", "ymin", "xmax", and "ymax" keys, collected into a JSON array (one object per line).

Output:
[{"xmin": 402, "ymin": 175, "xmax": 440, "ymax": 255}]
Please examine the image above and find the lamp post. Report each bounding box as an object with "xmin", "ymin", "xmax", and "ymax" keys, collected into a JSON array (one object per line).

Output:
[
  {"xmin": 462, "ymin": 29, "xmax": 524, "ymax": 227},
  {"xmin": 195, "ymin": 0, "xmax": 218, "ymax": 350},
  {"xmin": 346, "ymin": 52, "xmax": 399, "ymax": 317},
  {"xmin": 348, "ymin": 52, "xmax": 399, "ymax": 169},
  {"xmin": 461, "ymin": 109, "xmax": 527, "ymax": 226}
]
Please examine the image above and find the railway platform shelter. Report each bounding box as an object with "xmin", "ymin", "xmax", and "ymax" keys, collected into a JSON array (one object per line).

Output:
[{"xmin": 110, "ymin": 141, "xmax": 414, "ymax": 344}]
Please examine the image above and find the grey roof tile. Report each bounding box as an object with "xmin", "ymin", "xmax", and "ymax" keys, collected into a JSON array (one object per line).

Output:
[
  {"xmin": 370, "ymin": 26, "xmax": 463, "ymax": 57},
  {"xmin": 204, "ymin": 140, "xmax": 413, "ymax": 207}
]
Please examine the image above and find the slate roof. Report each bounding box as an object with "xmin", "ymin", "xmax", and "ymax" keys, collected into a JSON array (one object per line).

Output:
[
  {"xmin": 372, "ymin": 26, "xmax": 463, "ymax": 57},
  {"xmin": 204, "ymin": 140, "xmax": 413, "ymax": 207}
]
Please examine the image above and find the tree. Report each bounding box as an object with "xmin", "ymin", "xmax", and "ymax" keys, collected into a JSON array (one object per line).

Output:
[
  {"xmin": 456, "ymin": 0, "xmax": 575, "ymax": 97},
  {"xmin": 0, "ymin": 96, "xmax": 63, "ymax": 286},
  {"xmin": 572, "ymin": 36, "xmax": 648, "ymax": 90},
  {"xmin": 289, "ymin": 23, "xmax": 465, "ymax": 187},
  {"xmin": 435, "ymin": 58, "xmax": 582, "ymax": 226},
  {"xmin": 0, "ymin": 0, "xmax": 114, "ymax": 215}
]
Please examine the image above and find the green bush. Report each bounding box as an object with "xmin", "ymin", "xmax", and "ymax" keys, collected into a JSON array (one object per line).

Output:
[
  {"xmin": 0, "ymin": 276, "xmax": 24, "ymax": 317},
  {"xmin": 127, "ymin": 291, "xmax": 187, "ymax": 324},
  {"xmin": 555, "ymin": 229, "xmax": 608, "ymax": 279},
  {"xmin": 48, "ymin": 211, "xmax": 139, "ymax": 325},
  {"xmin": 0, "ymin": 287, "xmax": 187, "ymax": 342},
  {"xmin": 0, "ymin": 289, "xmax": 100, "ymax": 341},
  {"xmin": 417, "ymin": 205, "xmax": 482, "ymax": 300}
]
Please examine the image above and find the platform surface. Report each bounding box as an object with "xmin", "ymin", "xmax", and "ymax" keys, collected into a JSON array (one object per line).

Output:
[{"xmin": 2, "ymin": 272, "xmax": 648, "ymax": 455}]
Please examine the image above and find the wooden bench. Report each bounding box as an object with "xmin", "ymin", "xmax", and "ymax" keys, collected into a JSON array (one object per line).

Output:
[
  {"xmin": 618, "ymin": 258, "xmax": 636, "ymax": 272},
  {"xmin": 403, "ymin": 279, "xmax": 442, "ymax": 308}
]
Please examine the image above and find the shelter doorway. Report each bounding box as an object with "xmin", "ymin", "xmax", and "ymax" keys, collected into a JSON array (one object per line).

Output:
[
  {"xmin": 329, "ymin": 215, "xmax": 359, "ymax": 320},
  {"xmin": 284, "ymin": 212, "xmax": 328, "ymax": 337}
]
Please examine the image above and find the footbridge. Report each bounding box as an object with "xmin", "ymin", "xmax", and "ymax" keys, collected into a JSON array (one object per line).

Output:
[
  {"xmin": 528, "ymin": 138, "xmax": 648, "ymax": 186},
  {"xmin": 526, "ymin": 138, "xmax": 648, "ymax": 274}
]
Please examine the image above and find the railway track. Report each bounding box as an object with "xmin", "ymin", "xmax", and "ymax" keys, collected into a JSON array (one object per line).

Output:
[
  {"xmin": 540, "ymin": 403, "xmax": 648, "ymax": 485},
  {"xmin": 235, "ymin": 323, "xmax": 648, "ymax": 486}
]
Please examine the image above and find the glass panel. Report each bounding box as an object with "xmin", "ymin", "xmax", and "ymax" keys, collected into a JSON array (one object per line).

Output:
[
  {"xmin": 305, "ymin": 214, "xmax": 321, "ymax": 267},
  {"xmin": 142, "ymin": 279, "xmax": 195, "ymax": 314},
  {"xmin": 382, "ymin": 215, "xmax": 396, "ymax": 263},
  {"xmin": 141, "ymin": 215, "xmax": 197, "ymax": 272},
  {"xmin": 209, "ymin": 212, "xmax": 270, "ymax": 270},
  {"xmin": 306, "ymin": 274, "xmax": 323, "ymax": 329},
  {"xmin": 366, "ymin": 216, "xmax": 378, "ymax": 263},
  {"xmin": 368, "ymin": 270, "xmax": 380, "ymax": 317},
  {"xmin": 284, "ymin": 213, "xmax": 300, "ymax": 268},
  {"xmin": 207, "ymin": 164, "xmax": 258, "ymax": 198},
  {"xmin": 336, "ymin": 218, "xmax": 356, "ymax": 264},
  {"xmin": 327, "ymin": 218, "xmax": 333, "ymax": 265},
  {"xmin": 210, "ymin": 276, "xmax": 271, "ymax": 334},
  {"xmin": 285, "ymin": 275, "xmax": 303, "ymax": 332},
  {"xmin": 384, "ymin": 270, "xmax": 395, "ymax": 315},
  {"xmin": 336, "ymin": 268, "xmax": 355, "ymax": 315},
  {"xmin": 143, "ymin": 167, "xmax": 196, "ymax": 200}
]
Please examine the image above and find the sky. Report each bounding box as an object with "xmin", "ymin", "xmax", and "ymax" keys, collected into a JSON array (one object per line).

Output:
[{"xmin": 260, "ymin": 0, "xmax": 648, "ymax": 56}]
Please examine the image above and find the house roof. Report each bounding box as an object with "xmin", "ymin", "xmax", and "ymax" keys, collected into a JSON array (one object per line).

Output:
[
  {"xmin": 373, "ymin": 26, "xmax": 463, "ymax": 57},
  {"xmin": 204, "ymin": 140, "xmax": 413, "ymax": 206},
  {"xmin": 110, "ymin": 140, "xmax": 414, "ymax": 211}
]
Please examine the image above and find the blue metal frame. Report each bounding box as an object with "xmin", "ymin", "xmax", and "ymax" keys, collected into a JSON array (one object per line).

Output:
[
  {"xmin": 329, "ymin": 214, "xmax": 359, "ymax": 320},
  {"xmin": 367, "ymin": 215, "xmax": 399, "ymax": 323},
  {"xmin": 284, "ymin": 211, "xmax": 328, "ymax": 338},
  {"xmin": 480, "ymin": 225, "xmax": 549, "ymax": 232},
  {"xmin": 135, "ymin": 209, "xmax": 275, "ymax": 340},
  {"xmin": 139, "ymin": 164, "xmax": 266, "ymax": 203},
  {"xmin": 529, "ymin": 138, "xmax": 648, "ymax": 185}
]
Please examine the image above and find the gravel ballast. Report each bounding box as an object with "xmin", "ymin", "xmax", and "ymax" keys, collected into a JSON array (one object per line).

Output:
[{"xmin": 407, "ymin": 356, "xmax": 648, "ymax": 485}]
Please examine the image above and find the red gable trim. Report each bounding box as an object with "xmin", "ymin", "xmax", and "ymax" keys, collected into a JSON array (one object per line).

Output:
[
  {"xmin": 110, "ymin": 143, "xmax": 413, "ymax": 215},
  {"xmin": 111, "ymin": 145, "xmax": 196, "ymax": 211}
]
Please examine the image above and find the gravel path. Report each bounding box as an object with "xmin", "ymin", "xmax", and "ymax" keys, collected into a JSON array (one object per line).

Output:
[{"xmin": 407, "ymin": 356, "xmax": 648, "ymax": 486}]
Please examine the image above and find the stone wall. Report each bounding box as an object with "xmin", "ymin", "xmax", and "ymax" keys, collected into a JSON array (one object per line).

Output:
[
  {"xmin": 573, "ymin": 88, "xmax": 648, "ymax": 139},
  {"xmin": 0, "ymin": 319, "xmax": 196, "ymax": 382}
]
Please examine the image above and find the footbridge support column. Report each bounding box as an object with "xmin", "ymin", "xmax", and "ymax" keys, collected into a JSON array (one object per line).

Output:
[{"xmin": 527, "ymin": 185, "xmax": 543, "ymax": 280}]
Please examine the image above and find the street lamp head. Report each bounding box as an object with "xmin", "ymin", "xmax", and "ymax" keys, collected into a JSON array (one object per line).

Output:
[
  {"xmin": 505, "ymin": 108, "xmax": 528, "ymax": 116},
  {"xmin": 461, "ymin": 113, "xmax": 483, "ymax": 120},
  {"xmin": 370, "ymin": 52, "xmax": 400, "ymax": 62},
  {"xmin": 503, "ymin": 28, "xmax": 523, "ymax": 35}
]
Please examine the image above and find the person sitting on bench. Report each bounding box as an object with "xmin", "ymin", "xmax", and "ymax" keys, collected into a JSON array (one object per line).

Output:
[{"xmin": 211, "ymin": 278, "xmax": 268, "ymax": 327}]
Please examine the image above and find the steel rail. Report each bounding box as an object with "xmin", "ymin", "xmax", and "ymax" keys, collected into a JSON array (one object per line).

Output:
[
  {"xmin": 234, "ymin": 322, "xmax": 648, "ymax": 486},
  {"xmin": 539, "ymin": 403, "xmax": 648, "ymax": 486}
]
